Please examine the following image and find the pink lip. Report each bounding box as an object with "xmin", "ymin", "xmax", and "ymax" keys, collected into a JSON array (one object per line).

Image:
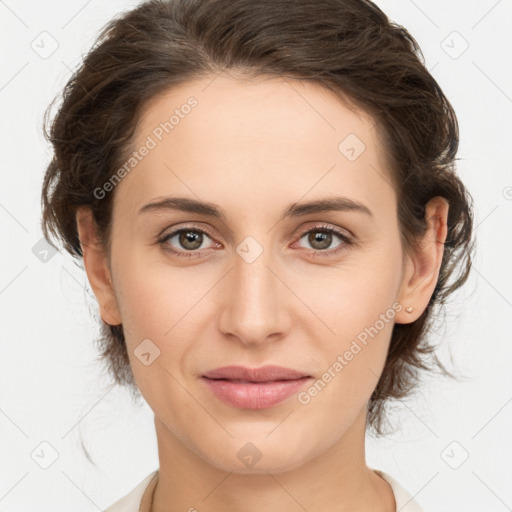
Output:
[
  {"xmin": 201, "ymin": 365, "xmax": 312, "ymax": 409},
  {"xmin": 202, "ymin": 365, "xmax": 310, "ymax": 382}
]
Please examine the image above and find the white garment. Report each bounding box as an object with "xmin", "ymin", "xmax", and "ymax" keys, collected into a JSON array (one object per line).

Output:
[
  {"xmin": 103, "ymin": 468, "xmax": 425, "ymax": 511},
  {"xmin": 103, "ymin": 470, "xmax": 157, "ymax": 512}
]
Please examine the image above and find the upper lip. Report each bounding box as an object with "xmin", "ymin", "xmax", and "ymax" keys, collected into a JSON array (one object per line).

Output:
[{"xmin": 202, "ymin": 365, "xmax": 310, "ymax": 382}]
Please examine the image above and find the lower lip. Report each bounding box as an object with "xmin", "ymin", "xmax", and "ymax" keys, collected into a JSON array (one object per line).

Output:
[{"xmin": 202, "ymin": 377, "xmax": 311, "ymax": 409}]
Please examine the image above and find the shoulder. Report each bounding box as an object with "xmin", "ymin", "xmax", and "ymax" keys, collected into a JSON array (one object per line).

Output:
[
  {"xmin": 372, "ymin": 468, "xmax": 425, "ymax": 512},
  {"xmin": 103, "ymin": 470, "xmax": 159, "ymax": 512}
]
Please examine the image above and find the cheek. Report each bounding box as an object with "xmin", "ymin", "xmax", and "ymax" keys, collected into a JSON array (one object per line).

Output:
[
  {"xmin": 112, "ymin": 263, "xmax": 195, "ymax": 404},
  {"xmin": 313, "ymin": 256, "xmax": 402, "ymax": 338},
  {"xmin": 113, "ymin": 247, "xmax": 182, "ymax": 327},
  {"xmin": 113, "ymin": 258, "xmax": 209, "ymax": 367},
  {"xmin": 305, "ymin": 246, "xmax": 403, "ymax": 392},
  {"xmin": 303, "ymin": 296, "xmax": 397, "ymax": 423},
  {"xmin": 116, "ymin": 276, "xmax": 168, "ymax": 337}
]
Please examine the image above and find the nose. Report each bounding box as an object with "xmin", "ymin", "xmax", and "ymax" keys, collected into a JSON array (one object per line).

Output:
[{"xmin": 217, "ymin": 244, "xmax": 292, "ymax": 346}]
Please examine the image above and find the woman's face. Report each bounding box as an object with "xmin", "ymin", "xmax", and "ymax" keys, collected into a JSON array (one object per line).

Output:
[{"xmin": 94, "ymin": 73, "xmax": 420, "ymax": 473}]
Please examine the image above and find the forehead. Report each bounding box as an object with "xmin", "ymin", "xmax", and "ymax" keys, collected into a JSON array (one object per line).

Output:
[
  {"xmin": 136, "ymin": 72, "xmax": 378, "ymax": 157},
  {"xmin": 113, "ymin": 73, "xmax": 395, "ymax": 219}
]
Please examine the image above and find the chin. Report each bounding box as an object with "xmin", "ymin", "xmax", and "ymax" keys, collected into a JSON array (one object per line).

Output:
[{"xmin": 199, "ymin": 438, "xmax": 313, "ymax": 475}]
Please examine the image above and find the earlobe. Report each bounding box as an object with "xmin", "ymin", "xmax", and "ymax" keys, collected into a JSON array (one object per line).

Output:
[
  {"xmin": 395, "ymin": 196, "xmax": 449, "ymax": 324},
  {"xmin": 76, "ymin": 206, "xmax": 122, "ymax": 326}
]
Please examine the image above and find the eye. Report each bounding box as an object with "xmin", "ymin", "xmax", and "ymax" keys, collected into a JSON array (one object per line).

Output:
[
  {"xmin": 159, "ymin": 226, "xmax": 218, "ymax": 258},
  {"xmin": 294, "ymin": 224, "xmax": 353, "ymax": 257}
]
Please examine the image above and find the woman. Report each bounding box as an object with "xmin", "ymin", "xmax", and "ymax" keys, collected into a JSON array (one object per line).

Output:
[{"xmin": 40, "ymin": 0, "xmax": 474, "ymax": 510}]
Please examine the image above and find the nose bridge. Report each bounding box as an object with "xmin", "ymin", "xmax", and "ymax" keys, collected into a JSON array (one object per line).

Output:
[{"xmin": 218, "ymin": 240, "xmax": 289, "ymax": 344}]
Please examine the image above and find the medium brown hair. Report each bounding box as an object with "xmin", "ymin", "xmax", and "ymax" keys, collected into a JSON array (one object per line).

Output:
[{"xmin": 41, "ymin": 0, "xmax": 475, "ymax": 435}]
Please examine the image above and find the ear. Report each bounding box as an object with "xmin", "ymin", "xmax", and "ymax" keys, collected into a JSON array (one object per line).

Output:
[
  {"xmin": 395, "ymin": 196, "xmax": 449, "ymax": 324},
  {"xmin": 76, "ymin": 206, "xmax": 122, "ymax": 326}
]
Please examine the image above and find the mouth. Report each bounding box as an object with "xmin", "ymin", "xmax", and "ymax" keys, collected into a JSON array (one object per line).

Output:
[
  {"xmin": 203, "ymin": 376, "xmax": 311, "ymax": 383},
  {"xmin": 201, "ymin": 375, "xmax": 312, "ymax": 409},
  {"xmin": 201, "ymin": 364, "xmax": 311, "ymax": 382},
  {"xmin": 204, "ymin": 376, "xmax": 309, "ymax": 384}
]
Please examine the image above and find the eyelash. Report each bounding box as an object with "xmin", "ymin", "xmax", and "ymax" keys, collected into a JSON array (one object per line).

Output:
[{"xmin": 157, "ymin": 224, "xmax": 354, "ymax": 259}]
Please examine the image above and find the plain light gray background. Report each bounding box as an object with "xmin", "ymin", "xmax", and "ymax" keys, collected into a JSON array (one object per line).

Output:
[{"xmin": 1, "ymin": 0, "xmax": 511, "ymax": 510}]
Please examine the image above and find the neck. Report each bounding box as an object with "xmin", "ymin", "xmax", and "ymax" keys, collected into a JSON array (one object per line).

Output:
[{"xmin": 149, "ymin": 407, "xmax": 396, "ymax": 512}]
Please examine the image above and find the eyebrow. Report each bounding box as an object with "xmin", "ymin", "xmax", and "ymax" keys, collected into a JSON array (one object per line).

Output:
[{"xmin": 138, "ymin": 196, "xmax": 373, "ymax": 222}]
